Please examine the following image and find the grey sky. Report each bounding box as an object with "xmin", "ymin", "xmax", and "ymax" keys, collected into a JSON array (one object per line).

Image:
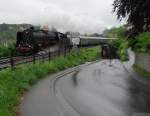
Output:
[{"xmin": 0, "ymin": 0, "xmax": 125, "ymax": 33}]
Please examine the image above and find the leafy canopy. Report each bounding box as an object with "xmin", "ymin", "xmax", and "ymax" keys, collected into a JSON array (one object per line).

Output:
[{"xmin": 113, "ymin": 0, "xmax": 150, "ymax": 33}]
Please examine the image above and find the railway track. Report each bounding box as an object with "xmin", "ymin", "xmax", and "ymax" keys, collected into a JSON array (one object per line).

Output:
[{"xmin": 0, "ymin": 45, "xmax": 61, "ymax": 70}]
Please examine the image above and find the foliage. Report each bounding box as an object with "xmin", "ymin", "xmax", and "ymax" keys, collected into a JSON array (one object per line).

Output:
[
  {"xmin": 0, "ymin": 23, "xmax": 32, "ymax": 43},
  {"xmin": 0, "ymin": 30, "xmax": 16, "ymax": 43},
  {"xmin": 103, "ymin": 25, "xmax": 128, "ymax": 60},
  {"xmin": 133, "ymin": 64, "xmax": 150, "ymax": 78},
  {"xmin": 113, "ymin": 0, "xmax": 150, "ymax": 33},
  {"xmin": 0, "ymin": 43, "xmax": 16, "ymax": 58},
  {"xmin": 117, "ymin": 40, "xmax": 128, "ymax": 61},
  {"xmin": 0, "ymin": 47, "xmax": 100, "ymax": 116},
  {"xmin": 110, "ymin": 38, "xmax": 128, "ymax": 61},
  {"xmin": 103, "ymin": 26, "xmax": 125, "ymax": 38},
  {"xmin": 133, "ymin": 32, "xmax": 150, "ymax": 53}
]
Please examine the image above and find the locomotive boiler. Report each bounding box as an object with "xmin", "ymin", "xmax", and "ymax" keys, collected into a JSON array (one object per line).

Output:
[{"xmin": 16, "ymin": 27, "xmax": 66, "ymax": 53}]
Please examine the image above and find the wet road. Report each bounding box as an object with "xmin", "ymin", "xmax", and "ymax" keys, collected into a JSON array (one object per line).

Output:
[{"xmin": 20, "ymin": 60, "xmax": 150, "ymax": 116}]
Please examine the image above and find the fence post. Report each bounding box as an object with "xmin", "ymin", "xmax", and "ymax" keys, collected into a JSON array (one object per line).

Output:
[
  {"xmin": 43, "ymin": 53, "xmax": 45, "ymax": 63},
  {"xmin": 68, "ymin": 46, "xmax": 71, "ymax": 54},
  {"xmin": 33, "ymin": 54, "xmax": 36, "ymax": 64},
  {"xmin": 48, "ymin": 51, "xmax": 51, "ymax": 62},
  {"xmin": 58, "ymin": 47, "xmax": 61, "ymax": 56},
  {"xmin": 58, "ymin": 39, "xmax": 62, "ymax": 56},
  {"xmin": 10, "ymin": 56, "xmax": 14, "ymax": 70},
  {"xmin": 64, "ymin": 46, "xmax": 66, "ymax": 57}
]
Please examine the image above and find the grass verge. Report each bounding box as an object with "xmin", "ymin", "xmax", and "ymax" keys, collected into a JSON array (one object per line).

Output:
[
  {"xmin": 133, "ymin": 64, "xmax": 150, "ymax": 78},
  {"xmin": 0, "ymin": 47, "xmax": 100, "ymax": 116}
]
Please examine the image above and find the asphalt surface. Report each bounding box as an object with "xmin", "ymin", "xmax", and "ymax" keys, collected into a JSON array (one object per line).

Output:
[{"xmin": 20, "ymin": 51, "xmax": 150, "ymax": 116}]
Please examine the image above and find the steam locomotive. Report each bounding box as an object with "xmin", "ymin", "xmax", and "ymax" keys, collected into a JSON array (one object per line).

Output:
[
  {"xmin": 16, "ymin": 26, "xmax": 110, "ymax": 54},
  {"xmin": 16, "ymin": 27, "xmax": 68, "ymax": 53}
]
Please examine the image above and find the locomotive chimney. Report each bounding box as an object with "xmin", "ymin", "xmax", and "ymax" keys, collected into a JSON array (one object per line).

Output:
[{"xmin": 43, "ymin": 25, "xmax": 49, "ymax": 32}]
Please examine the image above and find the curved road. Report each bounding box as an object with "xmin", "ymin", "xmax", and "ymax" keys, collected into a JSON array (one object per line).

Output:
[{"xmin": 20, "ymin": 56, "xmax": 150, "ymax": 116}]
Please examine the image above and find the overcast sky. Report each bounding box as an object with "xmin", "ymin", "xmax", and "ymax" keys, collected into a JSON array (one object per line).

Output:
[{"xmin": 0, "ymin": 0, "xmax": 125, "ymax": 33}]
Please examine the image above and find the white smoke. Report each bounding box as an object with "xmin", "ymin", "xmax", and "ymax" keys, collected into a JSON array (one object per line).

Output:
[{"xmin": 0, "ymin": 0, "xmax": 125, "ymax": 33}]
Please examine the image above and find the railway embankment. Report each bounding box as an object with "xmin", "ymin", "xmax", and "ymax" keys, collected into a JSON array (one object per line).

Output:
[{"xmin": 0, "ymin": 47, "xmax": 100, "ymax": 116}]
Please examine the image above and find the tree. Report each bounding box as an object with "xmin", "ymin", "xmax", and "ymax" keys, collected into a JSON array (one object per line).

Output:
[
  {"xmin": 0, "ymin": 23, "xmax": 8, "ymax": 31},
  {"xmin": 103, "ymin": 26, "xmax": 125, "ymax": 38},
  {"xmin": 113, "ymin": 0, "xmax": 150, "ymax": 33}
]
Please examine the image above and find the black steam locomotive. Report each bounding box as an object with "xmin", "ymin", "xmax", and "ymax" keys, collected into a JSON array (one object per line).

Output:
[{"xmin": 16, "ymin": 27, "xmax": 67, "ymax": 53}]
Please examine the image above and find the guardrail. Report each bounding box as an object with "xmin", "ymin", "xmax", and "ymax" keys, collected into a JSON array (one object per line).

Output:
[{"xmin": 0, "ymin": 48, "xmax": 70, "ymax": 70}]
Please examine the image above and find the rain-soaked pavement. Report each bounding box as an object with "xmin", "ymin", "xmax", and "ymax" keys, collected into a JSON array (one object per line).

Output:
[{"xmin": 20, "ymin": 51, "xmax": 150, "ymax": 116}]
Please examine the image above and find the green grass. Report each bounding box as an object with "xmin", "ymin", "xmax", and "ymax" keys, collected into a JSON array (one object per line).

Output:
[
  {"xmin": 0, "ymin": 47, "xmax": 100, "ymax": 116},
  {"xmin": 133, "ymin": 64, "xmax": 150, "ymax": 78}
]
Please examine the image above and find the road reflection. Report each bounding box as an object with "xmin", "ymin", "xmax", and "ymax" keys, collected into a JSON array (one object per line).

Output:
[
  {"xmin": 127, "ymin": 77, "xmax": 150, "ymax": 113},
  {"xmin": 71, "ymin": 71, "xmax": 79, "ymax": 86},
  {"xmin": 57, "ymin": 60, "xmax": 150, "ymax": 116}
]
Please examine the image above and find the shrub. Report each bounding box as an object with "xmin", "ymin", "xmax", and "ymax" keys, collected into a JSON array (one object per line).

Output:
[
  {"xmin": 134, "ymin": 32, "xmax": 150, "ymax": 53},
  {"xmin": 117, "ymin": 40, "xmax": 129, "ymax": 61},
  {"xmin": 0, "ymin": 43, "xmax": 16, "ymax": 58},
  {"xmin": 110, "ymin": 38, "xmax": 128, "ymax": 61}
]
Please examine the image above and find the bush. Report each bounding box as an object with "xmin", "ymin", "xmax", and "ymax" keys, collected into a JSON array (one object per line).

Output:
[
  {"xmin": 0, "ymin": 43, "xmax": 16, "ymax": 58},
  {"xmin": 134, "ymin": 32, "xmax": 150, "ymax": 53},
  {"xmin": 117, "ymin": 40, "xmax": 129, "ymax": 61},
  {"xmin": 0, "ymin": 47, "xmax": 100, "ymax": 116},
  {"xmin": 110, "ymin": 38, "xmax": 128, "ymax": 61}
]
